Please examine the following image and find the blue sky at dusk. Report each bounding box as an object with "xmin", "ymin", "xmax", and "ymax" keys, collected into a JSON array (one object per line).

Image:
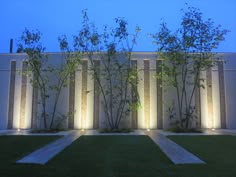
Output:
[{"xmin": 0, "ymin": 0, "xmax": 235, "ymax": 53}]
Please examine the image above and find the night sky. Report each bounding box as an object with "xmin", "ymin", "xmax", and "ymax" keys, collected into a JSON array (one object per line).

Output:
[{"xmin": 0, "ymin": 0, "xmax": 235, "ymax": 53}]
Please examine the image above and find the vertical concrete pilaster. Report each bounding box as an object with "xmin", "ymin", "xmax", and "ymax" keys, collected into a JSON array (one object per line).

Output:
[
  {"xmin": 93, "ymin": 60, "xmax": 100, "ymax": 129},
  {"xmin": 156, "ymin": 60, "xmax": 163, "ymax": 129},
  {"xmin": 195, "ymin": 86, "xmax": 201, "ymax": 128},
  {"xmin": 218, "ymin": 61, "xmax": 226, "ymax": 128},
  {"xmin": 206, "ymin": 68, "xmax": 214, "ymax": 128},
  {"xmin": 7, "ymin": 61, "xmax": 16, "ymax": 129},
  {"xmin": 20, "ymin": 61, "xmax": 27, "ymax": 129},
  {"xmin": 81, "ymin": 60, "xmax": 88, "ymax": 129},
  {"xmin": 144, "ymin": 60, "xmax": 150, "ymax": 129},
  {"xmin": 68, "ymin": 72, "xmax": 75, "ymax": 129},
  {"xmin": 31, "ymin": 84, "xmax": 38, "ymax": 129},
  {"xmin": 131, "ymin": 60, "xmax": 138, "ymax": 129}
]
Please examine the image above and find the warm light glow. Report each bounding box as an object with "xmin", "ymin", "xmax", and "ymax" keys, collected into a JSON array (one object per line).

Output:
[
  {"xmin": 81, "ymin": 129, "xmax": 85, "ymax": 132},
  {"xmin": 147, "ymin": 128, "xmax": 150, "ymax": 132},
  {"xmin": 25, "ymin": 79, "xmax": 33, "ymax": 129},
  {"xmin": 211, "ymin": 128, "xmax": 215, "ymax": 131}
]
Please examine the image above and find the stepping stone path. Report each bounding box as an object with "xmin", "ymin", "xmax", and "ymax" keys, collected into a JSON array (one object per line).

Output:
[
  {"xmin": 17, "ymin": 130, "xmax": 83, "ymax": 165},
  {"xmin": 16, "ymin": 129, "xmax": 205, "ymax": 165},
  {"xmin": 146, "ymin": 130, "xmax": 205, "ymax": 164}
]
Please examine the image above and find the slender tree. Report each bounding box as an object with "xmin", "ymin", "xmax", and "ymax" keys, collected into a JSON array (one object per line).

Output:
[
  {"xmin": 17, "ymin": 29, "xmax": 81, "ymax": 130},
  {"xmin": 17, "ymin": 28, "xmax": 49, "ymax": 128},
  {"xmin": 151, "ymin": 6, "xmax": 229, "ymax": 129},
  {"xmin": 71, "ymin": 10, "xmax": 141, "ymax": 129}
]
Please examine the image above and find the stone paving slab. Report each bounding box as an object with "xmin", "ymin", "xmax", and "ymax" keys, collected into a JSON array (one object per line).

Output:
[
  {"xmin": 146, "ymin": 130, "xmax": 205, "ymax": 164},
  {"xmin": 159, "ymin": 129, "xmax": 222, "ymax": 136},
  {"xmin": 0, "ymin": 129, "xmax": 73, "ymax": 136},
  {"xmin": 211, "ymin": 129, "xmax": 236, "ymax": 136},
  {"xmin": 17, "ymin": 130, "xmax": 83, "ymax": 165},
  {"xmin": 85, "ymin": 129, "xmax": 145, "ymax": 136}
]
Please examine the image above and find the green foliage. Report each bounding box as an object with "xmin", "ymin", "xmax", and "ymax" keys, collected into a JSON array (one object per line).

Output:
[
  {"xmin": 72, "ymin": 10, "xmax": 141, "ymax": 129},
  {"xmin": 152, "ymin": 6, "xmax": 229, "ymax": 129},
  {"xmin": 17, "ymin": 28, "xmax": 49, "ymax": 129},
  {"xmin": 17, "ymin": 28, "xmax": 81, "ymax": 130}
]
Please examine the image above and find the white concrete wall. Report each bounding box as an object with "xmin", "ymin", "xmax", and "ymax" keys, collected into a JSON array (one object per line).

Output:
[
  {"xmin": 0, "ymin": 52, "xmax": 236, "ymax": 130},
  {"xmin": 0, "ymin": 55, "xmax": 12, "ymax": 129},
  {"xmin": 38, "ymin": 53, "xmax": 70, "ymax": 129},
  {"xmin": 0, "ymin": 53, "xmax": 33, "ymax": 130},
  {"xmin": 223, "ymin": 53, "xmax": 236, "ymax": 128}
]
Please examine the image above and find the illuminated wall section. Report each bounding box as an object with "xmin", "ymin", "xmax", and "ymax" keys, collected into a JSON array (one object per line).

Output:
[
  {"xmin": 13, "ymin": 61, "xmax": 22, "ymax": 129},
  {"xmin": 212, "ymin": 67, "xmax": 221, "ymax": 128},
  {"xmin": 74, "ymin": 64, "xmax": 82, "ymax": 129},
  {"xmin": 19, "ymin": 62, "xmax": 27, "ymax": 129},
  {"xmin": 137, "ymin": 59, "xmax": 145, "ymax": 128},
  {"xmin": 144, "ymin": 60, "xmax": 150, "ymax": 129},
  {"xmin": 200, "ymin": 66, "xmax": 222, "ymax": 129},
  {"xmin": 136, "ymin": 58, "xmax": 157, "ymax": 129},
  {"xmin": 206, "ymin": 68, "xmax": 214, "ymax": 128},
  {"xmin": 149, "ymin": 59, "xmax": 157, "ymax": 129},
  {"xmin": 24, "ymin": 64, "xmax": 33, "ymax": 129},
  {"xmin": 11, "ymin": 60, "xmax": 33, "ymax": 129},
  {"xmin": 81, "ymin": 60, "xmax": 88, "ymax": 129},
  {"xmin": 85, "ymin": 60, "xmax": 94, "ymax": 129},
  {"xmin": 74, "ymin": 59, "xmax": 94, "ymax": 129}
]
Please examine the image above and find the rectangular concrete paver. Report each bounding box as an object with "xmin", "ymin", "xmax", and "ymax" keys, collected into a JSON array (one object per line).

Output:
[
  {"xmin": 85, "ymin": 129, "xmax": 145, "ymax": 136},
  {"xmin": 146, "ymin": 130, "xmax": 205, "ymax": 164},
  {"xmin": 17, "ymin": 130, "xmax": 82, "ymax": 165}
]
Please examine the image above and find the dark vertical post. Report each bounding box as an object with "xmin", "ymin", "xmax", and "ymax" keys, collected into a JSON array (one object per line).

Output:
[
  {"xmin": 93, "ymin": 60, "xmax": 100, "ymax": 129},
  {"xmin": 31, "ymin": 84, "xmax": 38, "ymax": 129},
  {"xmin": 131, "ymin": 60, "xmax": 138, "ymax": 129},
  {"xmin": 68, "ymin": 71, "xmax": 75, "ymax": 129},
  {"xmin": 195, "ymin": 86, "xmax": 201, "ymax": 128},
  {"xmin": 156, "ymin": 60, "xmax": 163, "ymax": 129},
  {"xmin": 218, "ymin": 61, "xmax": 226, "ymax": 128},
  {"xmin": 8, "ymin": 61, "xmax": 16, "ymax": 129},
  {"xmin": 9, "ymin": 39, "xmax": 13, "ymax": 53}
]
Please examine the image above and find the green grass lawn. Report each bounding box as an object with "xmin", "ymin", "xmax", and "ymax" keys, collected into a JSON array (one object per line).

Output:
[
  {"xmin": 0, "ymin": 135, "xmax": 61, "ymax": 177},
  {"xmin": 168, "ymin": 135, "xmax": 236, "ymax": 177},
  {"xmin": 0, "ymin": 135, "xmax": 236, "ymax": 177}
]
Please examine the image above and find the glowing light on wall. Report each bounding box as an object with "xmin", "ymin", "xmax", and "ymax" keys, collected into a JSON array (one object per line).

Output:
[
  {"xmin": 24, "ymin": 75, "xmax": 33, "ymax": 129},
  {"xmin": 137, "ymin": 59, "xmax": 145, "ymax": 129},
  {"xmin": 13, "ymin": 61, "xmax": 22, "ymax": 129},
  {"xmin": 85, "ymin": 60, "xmax": 94, "ymax": 129},
  {"xmin": 149, "ymin": 59, "xmax": 157, "ymax": 129},
  {"xmin": 74, "ymin": 65, "xmax": 82, "ymax": 129}
]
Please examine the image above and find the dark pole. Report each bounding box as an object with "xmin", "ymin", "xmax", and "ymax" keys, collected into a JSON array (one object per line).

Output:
[{"xmin": 9, "ymin": 39, "xmax": 13, "ymax": 53}]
